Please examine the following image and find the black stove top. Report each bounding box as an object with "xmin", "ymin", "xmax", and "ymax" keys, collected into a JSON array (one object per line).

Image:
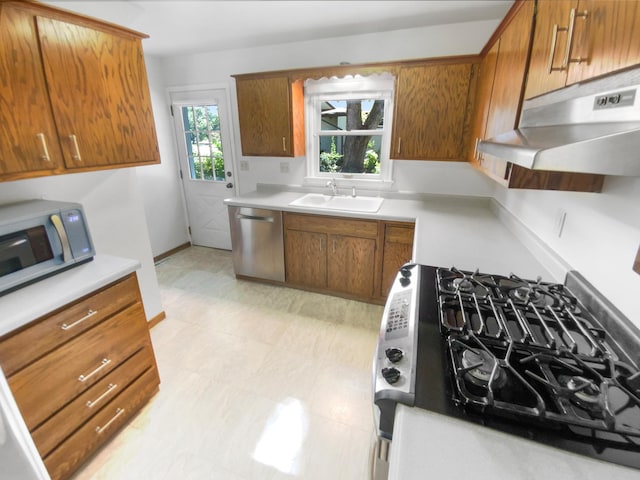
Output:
[{"xmin": 412, "ymin": 266, "xmax": 640, "ymax": 471}]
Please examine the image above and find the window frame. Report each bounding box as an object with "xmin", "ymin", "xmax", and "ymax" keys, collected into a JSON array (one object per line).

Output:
[{"xmin": 303, "ymin": 74, "xmax": 396, "ymax": 188}]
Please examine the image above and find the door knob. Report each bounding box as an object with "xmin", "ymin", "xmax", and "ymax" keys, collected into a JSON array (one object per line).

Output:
[{"xmin": 226, "ymin": 183, "xmax": 233, "ymax": 189}]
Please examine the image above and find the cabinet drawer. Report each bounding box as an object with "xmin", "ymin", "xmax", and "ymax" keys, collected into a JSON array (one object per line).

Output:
[
  {"xmin": 384, "ymin": 224, "xmax": 414, "ymax": 244},
  {"xmin": 9, "ymin": 302, "xmax": 149, "ymax": 430},
  {"xmin": 43, "ymin": 366, "xmax": 159, "ymax": 480},
  {"xmin": 32, "ymin": 345, "xmax": 155, "ymax": 458},
  {"xmin": 0, "ymin": 274, "xmax": 140, "ymax": 376},
  {"xmin": 284, "ymin": 213, "xmax": 378, "ymax": 237}
]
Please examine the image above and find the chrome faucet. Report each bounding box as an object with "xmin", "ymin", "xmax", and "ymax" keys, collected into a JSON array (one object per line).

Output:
[{"xmin": 326, "ymin": 178, "xmax": 338, "ymax": 195}]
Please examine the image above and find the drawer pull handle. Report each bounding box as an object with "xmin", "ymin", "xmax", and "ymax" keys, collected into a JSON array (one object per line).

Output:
[
  {"xmin": 69, "ymin": 134, "xmax": 82, "ymax": 162},
  {"xmin": 61, "ymin": 309, "xmax": 98, "ymax": 330},
  {"xmin": 86, "ymin": 383, "xmax": 118, "ymax": 409},
  {"xmin": 36, "ymin": 133, "xmax": 51, "ymax": 162},
  {"xmin": 78, "ymin": 358, "xmax": 111, "ymax": 382},
  {"xmin": 95, "ymin": 407, "xmax": 125, "ymax": 435}
]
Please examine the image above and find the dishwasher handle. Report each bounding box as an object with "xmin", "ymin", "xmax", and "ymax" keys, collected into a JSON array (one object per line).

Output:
[{"xmin": 235, "ymin": 213, "xmax": 275, "ymax": 222}]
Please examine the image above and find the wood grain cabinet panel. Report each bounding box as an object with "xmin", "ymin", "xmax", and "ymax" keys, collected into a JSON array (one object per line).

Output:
[
  {"xmin": 283, "ymin": 213, "xmax": 382, "ymax": 301},
  {"xmin": 0, "ymin": 273, "xmax": 160, "ymax": 480},
  {"xmin": 37, "ymin": 15, "xmax": 159, "ymax": 170},
  {"xmin": 235, "ymin": 75, "xmax": 305, "ymax": 157},
  {"xmin": 284, "ymin": 229, "xmax": 327, "ymax": 289},
  {"xmin": 283, "ymin": 213, "xmax": 413, "ymax": 302},
  {"xmin": 0, "ymin": 4, "xmax": 63, "ymax": 178},
  {"xmin": 469, "ymin": 0, "xmax": 604, "ymax": 192},
  {"xmin": 9, "ymin": 302, "xmax": 149, "ymax": 431},
  {"xmin": 327, "ymin": 235, "xmax": 377, "ymax": 298},
  {"xmin": 0, "ymin": 2, "xmax": 159, "ymax": 182},
  {"xmin": 525, "ymin": 0, "xmax": 640, "ymax": 99},
  {"xmin": 43, "ymin": 367, "xmax": 159, "ymax": 480},
  {"xmin": 380, "ymin": 223, "xmax": 415, "ymax": 297},
  {"xmin": 0, "ymin": 274, "xmax": 140, "ymax": 377},
  {"xmin": 392, "ymin": 62, "xmax": 473, "ymax": 160}
]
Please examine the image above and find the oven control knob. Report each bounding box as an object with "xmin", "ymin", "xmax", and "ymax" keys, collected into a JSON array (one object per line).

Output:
[
  {"xmin": 382, "ymin": 367, "xmax": 401, "ymax": 385},
  {"xmin": 400, "ymin": 266, "xmax": 412, "ymax": 278},
  {"xmin": 399, "ymin": 276, "xmax": 411, "ymax": 287},
  {"xmin": 385, "ymin": 347, "xmax": 404, "ymax": 363}
]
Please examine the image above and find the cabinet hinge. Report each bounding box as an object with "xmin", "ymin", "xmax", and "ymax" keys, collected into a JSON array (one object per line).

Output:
[
  {"xmin": 170, "ymin": 105, "xmax": 174, "ymax": 116},
  {"xmin": 188, "ymin": 226, "xmax": 191, "ymax": 235},
  {"xmin": 179, "ymin": 169, "xmax": 183, "ymax": 179}
]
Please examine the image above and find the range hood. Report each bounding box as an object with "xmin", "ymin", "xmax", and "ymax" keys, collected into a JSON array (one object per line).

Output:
[{"xmin": 478, "ymin": 80, "xmax": 640, "ymax": 176}]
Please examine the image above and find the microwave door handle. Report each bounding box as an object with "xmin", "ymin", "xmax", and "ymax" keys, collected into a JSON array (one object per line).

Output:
[{"xmin": 50, "ymin": 214, "xmax": 72, "ymax": 262}]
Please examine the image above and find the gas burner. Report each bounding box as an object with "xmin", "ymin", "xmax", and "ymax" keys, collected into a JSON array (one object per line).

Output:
[
  {"xmin": 511, "ymin": 285, "xmax": 543, "ymax": 304},
  {"xmin": 560, "ymin": 375, "xmax": 602, "ymax": 408},
  {"xmin": 453, "ymin": 277, "xmax": 474, "ymax": 293},
  {"xmin": 439, "ymin": 268, "xmax": 492, "ymax": 299},
  {"xmin": 461, "ymin": 348, "xmax": 507, "ymax": 389}
]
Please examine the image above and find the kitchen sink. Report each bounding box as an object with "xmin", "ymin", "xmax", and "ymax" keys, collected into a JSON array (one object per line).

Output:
[{"xmin": 289, "ymin": 193, "xmax": 384, "ymax": 213}]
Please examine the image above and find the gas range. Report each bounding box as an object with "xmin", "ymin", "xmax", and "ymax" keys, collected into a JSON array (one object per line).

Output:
[{"xmin": 373, "ymin": 264, "xmax": 640, "ymax": 471}]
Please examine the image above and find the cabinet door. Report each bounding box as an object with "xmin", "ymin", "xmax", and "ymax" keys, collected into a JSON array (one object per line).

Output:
[
  {"xmin": 236, "ymin": 76, "xmax": 295, "ymax": 156},
  {"xmin": 284, "ymin": 229, "xmax": 327, "ymax": 289},
  {"xmin": 567, "ymin": 0, "xmax": 640, "ymax": 85},
  {"xmin": 482, "ymin": 0, "xmax": 535, "ymax": 181},
  {"xmin": 392, "ymin": 63, "xmax": 472, "ymax": 160},
  {"xmin": 380, "ymin": 224, "xmax": 414, "ymax": 297},
  {"xmin": 469, "ymin": 40, "xmax": 500, "ymax": 165},
  {"xmin": 327, "ymin": 235, "xmax": 376, "ymax": 298},
  {"xmin": 36, "ymin": 16, "xmax": 159, "ymax": 169},
  {"xmin": 0, "ymin": 5, "xmax": 63, "ymax": 178},
  {"xmin": 524, "ymin": 0, "xmax": 575, "ymax": 99}
]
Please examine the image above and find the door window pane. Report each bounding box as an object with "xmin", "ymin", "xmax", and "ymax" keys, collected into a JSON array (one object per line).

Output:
[{"xmin": 181, "ymin": 105, "xmax": 225, "ymax": 181}]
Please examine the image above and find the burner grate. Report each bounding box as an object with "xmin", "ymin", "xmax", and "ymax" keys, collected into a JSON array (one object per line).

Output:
[{"xmin": 437, "ymin": 267, "xmax": 640, "ymax": 445}]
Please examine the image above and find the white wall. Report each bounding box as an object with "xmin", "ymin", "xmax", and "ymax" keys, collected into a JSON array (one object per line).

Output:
[
  {"xmin": 0, "ymin": 170, "xmax": 163, "ymax": 321},
  {"xmin": 136, "ymin": 56, "xmax": 190, "ymax": 257},
  {"xmin": 155, "ymin": 20, "xmax": 501, "ymax": 197},
  {"xmin": 495, "ymin": 177, "xmax": 640, "ymax": 325}
]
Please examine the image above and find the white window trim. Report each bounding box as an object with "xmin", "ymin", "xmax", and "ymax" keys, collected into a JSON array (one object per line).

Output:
[{"xmin": 303, "ymin": 73, "xmax": 396, "ymax": 190}]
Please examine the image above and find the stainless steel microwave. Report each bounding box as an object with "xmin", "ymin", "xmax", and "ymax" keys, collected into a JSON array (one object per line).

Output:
[{"xmin": 0, "ymin": 200, "xmax": 95, "ymax": 295}]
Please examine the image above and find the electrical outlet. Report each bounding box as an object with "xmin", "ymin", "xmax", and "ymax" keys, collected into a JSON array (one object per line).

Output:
[
  {"xmin": 280, "ymin": 162, "xmax": 289, "ymax": 173},
  {"xmin": 240, "ymin": 160, "xmax": 249, "ymax": 171},
  {"xmin": 555, "ymin": 209, "xmax": 567, "ymax": 238}
]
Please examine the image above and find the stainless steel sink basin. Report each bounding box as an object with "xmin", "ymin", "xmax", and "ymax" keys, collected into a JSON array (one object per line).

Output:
[{"xmin": 289, "ymin": 193, "xmax": 384, "ymax": 213}]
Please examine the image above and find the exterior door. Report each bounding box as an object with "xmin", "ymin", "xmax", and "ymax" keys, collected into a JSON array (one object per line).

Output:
[{"xmin": 171, "ymin": 89, "xmax": 236, "ymax": 249}]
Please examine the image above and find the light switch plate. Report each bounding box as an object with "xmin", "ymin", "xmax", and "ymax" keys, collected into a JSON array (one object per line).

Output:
[{"xmin": 634, "ymin": 244, "xmax": 640, "ymax": 275}]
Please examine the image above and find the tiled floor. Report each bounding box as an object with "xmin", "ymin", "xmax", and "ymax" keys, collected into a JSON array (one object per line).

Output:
[{"xmin": 72, "ymin": 246, "xmax": 383, "ymax": 479}]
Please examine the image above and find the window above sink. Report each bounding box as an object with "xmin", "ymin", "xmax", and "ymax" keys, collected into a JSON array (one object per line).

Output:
[{"xmin": 303, "ymin": 73, "xmax": 395, "ymax": 189}]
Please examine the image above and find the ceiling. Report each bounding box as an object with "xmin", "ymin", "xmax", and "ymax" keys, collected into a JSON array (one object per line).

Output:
[{"xmin": 43, "ymin": 1, "xmax": 514, "ymax": 57}]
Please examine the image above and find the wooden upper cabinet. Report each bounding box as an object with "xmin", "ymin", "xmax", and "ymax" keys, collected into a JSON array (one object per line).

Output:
[
  {"xmin": 0, "ymin": 1, "xmax": 159, "ymax": 182},
  {"xmin": 0, "ymin": 4, "xmax": 63, "ymax": 178},
  {"xmin": 391, "ymin": 62, "xmax": 473, "ymax": 160},
  {"xmin": 36, "ymin": 16, "xmax": 159, "ymax": 170},
  {"xmin": 525, "ymin": 0, "xmax": 640, "ymax": 99},
  {"xmin": 469, "ymin": 40, "xmax": 500, "ymax": 167},
  {"xmin": 480, "ymin": 0, "xmax": 535, "ymax": 183},
  {"xmin": 235, "ymin": 75, "xmax": 305, "ymax": 157},
  {"xmin": 469, "ymin": 0, "xmax": 604, "ymax": 192}
]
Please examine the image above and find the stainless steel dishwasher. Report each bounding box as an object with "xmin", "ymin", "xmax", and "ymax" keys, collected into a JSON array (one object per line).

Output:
[{"xmin": 228, "ymin": 206, "xmax": 285, "ymax": 282}]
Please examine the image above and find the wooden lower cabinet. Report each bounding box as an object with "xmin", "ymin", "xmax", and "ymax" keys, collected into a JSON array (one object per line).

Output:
[
  {"xmin": 283, "ymin": 212, "xmax": 414, "ymax": 303},
  {"xmin": 284, "ymin": 229, "xmax": 327, "ymax": 289},
  {"xmin": 0, "ymin": 273, "xmax": 160, "ymax": 480},
  {"xmin": 380, "ymin": 223, "xmax": 415, "ymax": 297},
  {"xmin": 327, "ymin": 235, "xmax": 377, "ymax": 298}
]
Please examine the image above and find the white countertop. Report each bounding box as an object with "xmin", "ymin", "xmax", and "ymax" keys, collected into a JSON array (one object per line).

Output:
[
  {"xmin": 0, "ymin": 254, "xmax": 140, "ymax": 338},
  {"xmin": 225, "ymin": 187, "xmax": 559, "ymax": 281},
  {"xmin": 390, "ymin": 405, "xmax": 640, "ymax": 480}
]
